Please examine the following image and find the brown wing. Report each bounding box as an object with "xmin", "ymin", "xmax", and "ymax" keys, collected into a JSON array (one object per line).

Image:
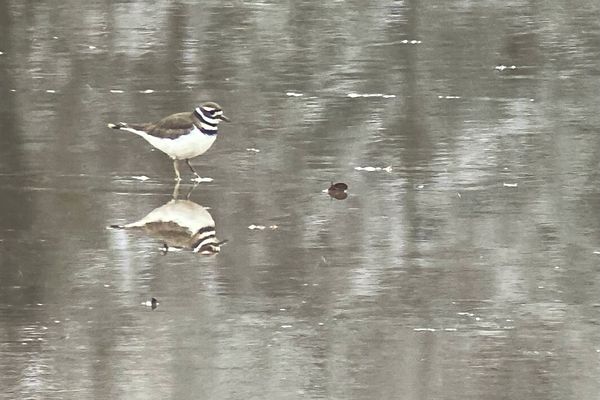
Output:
[{"xmin": 145, "ymin": 112, "xmax": 196, "ymax": 139}]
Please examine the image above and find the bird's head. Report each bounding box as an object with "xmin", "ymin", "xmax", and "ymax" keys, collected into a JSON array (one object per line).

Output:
[{"xmin": 196, "ymin": 102, "xmax": 230, "ymax": 124}]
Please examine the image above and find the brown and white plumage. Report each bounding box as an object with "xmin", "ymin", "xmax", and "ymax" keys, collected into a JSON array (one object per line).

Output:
[
  {"xmin": 108, "ymin": 102, "xmax": 230, "ymax": 180},
  {"xmin": 109, "ymin": 197, "xmax": 224, "ymax": 255}
]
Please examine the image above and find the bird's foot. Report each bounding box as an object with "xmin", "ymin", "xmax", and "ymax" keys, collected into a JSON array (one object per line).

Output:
[{"xmin": 191, "ymin": 176, "xmax": 214, "ymax": 183}]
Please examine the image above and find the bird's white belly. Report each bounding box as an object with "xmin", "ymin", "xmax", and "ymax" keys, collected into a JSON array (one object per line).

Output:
[
  {"xmin": 140, "ymin": 127, "xmax": 217, "ymax": 160},
  {"xmin": 124, "ymin": 199, "xmax": 215, "ymax": 232}
]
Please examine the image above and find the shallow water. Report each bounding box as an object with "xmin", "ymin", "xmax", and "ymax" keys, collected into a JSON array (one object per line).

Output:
[{"xmin": 2, "ymin": 1, "xmax": 600, "ymax": 399}]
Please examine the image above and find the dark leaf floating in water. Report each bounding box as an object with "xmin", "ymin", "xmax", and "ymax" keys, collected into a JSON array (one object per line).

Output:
[
  {"xmin": 329, "ymin": 182, "xmax": 348, "ymax": 191},
  {"xmin": 328, "ymin": 182, "xmax": 348, "ymax": 200}
]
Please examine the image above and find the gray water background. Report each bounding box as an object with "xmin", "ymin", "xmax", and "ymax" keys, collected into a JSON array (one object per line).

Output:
[{"xmin": 1, "ymin": 1, "xmax": 600, "ymax": 399}]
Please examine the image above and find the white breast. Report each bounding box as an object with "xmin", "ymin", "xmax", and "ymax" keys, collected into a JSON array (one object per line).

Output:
[
  {"xmin": 136, "ymin": 126, "xmax": 217, "ymax": 159},
  {"xmin": 123, "ymin": 199, "xmax": 215, "ymax": 233}
]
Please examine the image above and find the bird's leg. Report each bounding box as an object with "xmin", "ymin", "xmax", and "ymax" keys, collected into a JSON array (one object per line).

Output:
[
  {"xmin": 172, "ymin": 180, "xmax": 181, "ymax": 199},
  {"xmin": 185, "ymin": 159, "xmax": 201, "ymax": 180},
  {"xmin": 185, "ymin": 182, "xmax": 198, "ymax": 200},
  {"xmin": 173, "ymin": 159, "xmax": 182, "ymax": 181}
]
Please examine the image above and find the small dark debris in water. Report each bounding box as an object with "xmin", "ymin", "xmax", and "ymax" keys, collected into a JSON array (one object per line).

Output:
[
  {"xmin": 143, "ymin": 297, "xmax": 159, "ymax": 310},
  {"xmin": 328, "ymin": 182, "xmax": 348, "ymax": 200},
  {"xmin": 160, "ymin": 243, "xmax": 169, "ymax": 255},
  {"xmin": 329, "ymin": 182, "xmax": 348, "ymax": 191},
  {"xmin": 329, "ymin": 190, "xmax": 348, "ymax": 200}
]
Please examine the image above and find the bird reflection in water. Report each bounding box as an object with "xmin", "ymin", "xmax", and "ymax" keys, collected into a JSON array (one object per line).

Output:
[{"xmin": 109, "ymin": 182, "xmax": 225, "ymax": 255}]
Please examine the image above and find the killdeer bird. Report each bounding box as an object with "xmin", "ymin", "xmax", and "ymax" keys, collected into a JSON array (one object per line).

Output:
[
  {"xmin": 107, "ymin": 102, "xmax": 230, "ymax": 181},
  {"xmin": 109, "ymin": 191, "xmax": 225, "ymax": 254}
]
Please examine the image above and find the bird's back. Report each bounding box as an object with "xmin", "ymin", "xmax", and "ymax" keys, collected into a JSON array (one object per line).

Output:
[{"xmin": 143, "ymin": 112, "xmax": 196, "ymax": 139}]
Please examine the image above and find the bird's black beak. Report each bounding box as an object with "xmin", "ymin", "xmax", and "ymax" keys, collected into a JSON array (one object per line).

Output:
[{"xmin": 219, "ymin": 114, "xmax": 230, "ymax": 122}]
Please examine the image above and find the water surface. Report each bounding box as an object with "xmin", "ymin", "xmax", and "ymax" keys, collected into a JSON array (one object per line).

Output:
[{"xmin": 1, "ymin": 1, "xmax": 600, "ymax": 399}]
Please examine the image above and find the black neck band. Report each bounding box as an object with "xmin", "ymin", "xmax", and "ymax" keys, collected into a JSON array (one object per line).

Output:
[{"xmin": 194, "ymin": 109, "xmax": 217, "ymax": 127}]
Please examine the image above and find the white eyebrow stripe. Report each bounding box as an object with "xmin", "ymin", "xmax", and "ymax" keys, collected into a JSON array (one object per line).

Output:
[{"xmin": 195, "ymin": 107, "xmax": 219, "ymax": 125}]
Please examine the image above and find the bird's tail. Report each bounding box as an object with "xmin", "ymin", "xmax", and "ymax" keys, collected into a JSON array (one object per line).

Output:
[
  {"xmin": 107, "ymin": 222, "xmax": 143, "ymax": 230},
  {"xmin": 107, "ymin": 122, "xmax": 128, "ymax": 129},
  {"xmin": 107, "ymin": 224, "xmax": 125, "ymax": 230}
]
